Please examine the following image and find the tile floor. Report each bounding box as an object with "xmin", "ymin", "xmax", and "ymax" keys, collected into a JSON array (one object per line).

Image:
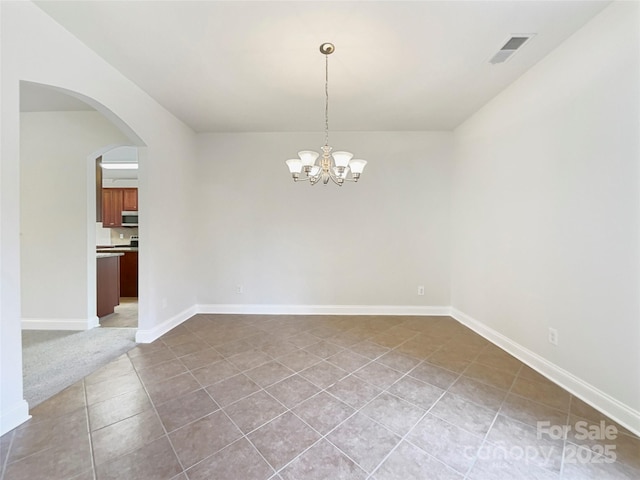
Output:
[
  {"xmin": 100, "ymin": 297, "xmax": 138, "ymax": 328},
  {"xmin": 1, "ymin": 314, "xmax": 638, "ymax": 479}
]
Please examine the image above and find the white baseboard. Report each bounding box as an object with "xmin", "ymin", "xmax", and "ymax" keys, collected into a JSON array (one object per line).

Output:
[
  {"xmin": 21, "ymin": 317, "xmax": 99, "ymax": 330},
  {"xmin": 135, "ymin": 305, "xmax": 197, "ymax": 343},
  {"xmin": 0, "ymin": 399, "xmax": 30, "ymax": 437},
  {"xmin": 196, "ymin": 304, "xmax": 451, "ymax": 316},
  {"xmin": 450, "ymin": 308, "xmax": 640, "ymax": 437}
]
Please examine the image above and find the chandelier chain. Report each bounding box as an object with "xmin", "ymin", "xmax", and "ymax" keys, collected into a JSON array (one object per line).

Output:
[{"xmin": 325, "ymin": 53, "xmax": 329, "ymax": 148}]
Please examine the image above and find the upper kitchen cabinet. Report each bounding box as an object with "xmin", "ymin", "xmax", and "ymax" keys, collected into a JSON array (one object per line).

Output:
[
  {"xmin": 102, "ymin": 188, "xmax": 123, "ymax": 227},
  {"xmin": 122, "ymin": 188, "xmax": 138, "ymax": 211}
]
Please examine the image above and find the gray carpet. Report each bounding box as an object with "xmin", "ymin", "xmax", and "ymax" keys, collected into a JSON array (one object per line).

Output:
[{"xmin": 22, "ymin": 328, "xmax": 137, "ymax": 407}]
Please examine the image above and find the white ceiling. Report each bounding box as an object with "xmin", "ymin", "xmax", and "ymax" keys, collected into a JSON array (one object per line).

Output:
[{"xmin": 33, "ymin": 1, "xmax": 610, "ymax": 133}]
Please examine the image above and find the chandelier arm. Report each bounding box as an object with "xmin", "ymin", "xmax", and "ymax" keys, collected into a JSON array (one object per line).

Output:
[{"xmin": 327, "ymin": 170, "xmax": 343, "ymax": 186}]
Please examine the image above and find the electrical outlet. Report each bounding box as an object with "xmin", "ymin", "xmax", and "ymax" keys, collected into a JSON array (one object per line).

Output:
[
  {"xmin": 236, "ymin": 285, "xmax": 243, "ymax": 294},
  {"xmin": 119, "ymin": 233, "xmax": 124, "ymax": 239},
  {"xmin": 548, "ymin": 327, "xmax": 558, "ymax": 346},
  {"xmin": 417, "ymin": 285, "xmax": 425, "ymax": 296}
]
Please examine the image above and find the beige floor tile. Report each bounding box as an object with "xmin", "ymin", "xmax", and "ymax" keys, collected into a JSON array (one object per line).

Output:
[
  {"xmin": 4, "ymin": 432, "xmax": 92, "ymax": 480},
  {"xmin": 293, "ymin": 392, "xmax": 354, "ymax": 435},
  {"xmin": 214, "ymin": 340, "xmax": 254, "ymax": 356},
  {"xmin": 224, "ymin": 390, "xmax": 287, "ymax": 434},
  {"xmin": 136, "ymin": 358, "xmax": 188, "ymax": 385},
  {"xmin": 205, "ymin": 373, "xmax": 261, "ymax": 407},
  {"xmin": 88, "ymin": 386, "xmax": 152, "ymax": 431},
  {"xmin": 326, "ymin": 350, "xmax": 370, "ymax": 372},
  {"xmin": 249, "ymin": 412, "xmax": 320, "ymax": 470},
  {"xmin": 427, "ymin": 350, "xmax": 473, "ymax": 374},
  {"xmin": 276, "ymin": 349, "xmax": 322, "ymax": 372},
  {"xmin": 448, "ymin": 376, "xmax": 508, "ymax": 412},
  {"xmin": 387, "ymin": 375, "xmax": 444, "ymax": 410},
  {"xmin": 178, "ymin": 347, "xmax": 224, "ymax": 370},
  {"xmin": 169, "ymin": 410, "xmax": 242, "ymax": 468},
  {"xmin": 299, "ymin": 361, "xmax": 348, "ymax": 389},
  {"xmin": 561, "ymin": 443, "xmax": 640, "ymax": 479},
  {"xmin": 374, "ymin": 441, "xmax": 463, "ymax": 480},
  {"xmin": 191, "ymin": 359, "xmax": 240, "ymax": 387},
  {"xmin": 349, "ymin": 340, "xmax": 390, "ymax": 359},
  {"xmin": 227, "ymin": 349, "xmax": 273, "ymax": 371},
  {"xmin": 327, "ymin": 412, "xmax": 400, "ymax": 473},
  {"xmin": 145, "ymin": 371, "xmax": 201, "ymax": 406},
  {"xmin": 354, "ymin": 361, "xmax": 404, "ymax": 390},
  {"xmin": 475, "ymin": 349, "xmax": 523, "ymax": 374},
  {"xmin": 245, "ymin": 361, "xmax": 295, "ymax": 388},
  {"xmin": 326, "ymin": 374, "xmax": 382, "ymax": 409},
  {"xmin": 408, "ymin": 361, "xmax": 459, "ymax": 390},
  {"xmin": 468, "ymin": 456, "xmax": 559, "ymax": 480},
  {"xmin": 169, "ymin": 338, "xmax": 211, "ymax": 357},
  {"xmin": 95, "ymin": 436, "xmax": 182, "ymax": 480},
  {"xmin": 128, "ymin": 347, "xmax": 177, "ymax": 370},
  {"xmin": 377, "ymin": 350, "xmax": 422, "ymax": 373},
  {"xmin": 29, "ymin": 381, "xmax": 87, "ymax": 418},
  {"xmin": 84, "ymin": 354, "xmax": 134, "ymax": 385},
  {"xmin": 429, "ymin": 392, "xmax": 497, "ymax": 437},
  {"xmin": 286, "ymin": 332, "xmax": 323, "ymax": 348},
  {"xmin": 185, "ymin": 438, "xmax": 273, "ymax": 480},
  {"xmin": 9, "ymin": 407, "xmax": 88, "ymax": 463},
  {"xmin": 155, "ymin": 388, "xmax": 219, "ymax": 432},
  {"xmin": 260, "ymin": 340, "xmax": 299, "ymax": 358},
  {"xmin": 304, "ymin": 341, "xmax": 344, "ymax": 358},
  {"xmin": 500, "ymin": 392, "xmax": 568, "ymax": 430},
  {"xmin": 510, "ymin": 376, "xmax": 571, "ymax": 412},
  {"xmin": 279, "ymin": 439, "xmax": 367, "ymax": 480},
  {"xmin": 265, "ymin": 374, "xmax": 320, "ymax": 409},
  {"xmin": 463, "ymin": 362, "xmax": 517, "ymax": 390},
  {"xmin": 92, "ymin": 408, "xmax": 165, "ymax": 466},
  {"xmin": 486, "ymin": 414, "xmax": 563, "ymax": 473},
  {"xmin": 566, "ymin": 414, "xmax": 640, "ymax": 471},
  {"xmin": 361, "ymin": 392, "xmax": 426, "ymax": 436},
  {"xmin": 85, "ymin": 371, "xmax": 144, "ymax": 405},
  {"xmin": 407, "ymin": 413, "xmax": 483, "ymax": 475}
]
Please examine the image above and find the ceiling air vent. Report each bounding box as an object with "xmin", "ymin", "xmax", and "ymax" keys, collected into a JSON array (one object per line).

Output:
[{"xmin": 489, "ymin": 34, "xmax": 535, "ymax": 64}]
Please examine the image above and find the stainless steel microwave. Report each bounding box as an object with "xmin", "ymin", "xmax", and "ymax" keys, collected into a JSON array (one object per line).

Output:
[{"xmin": 121, "ymin": 211, "xmax": 138, "ymax": 226}]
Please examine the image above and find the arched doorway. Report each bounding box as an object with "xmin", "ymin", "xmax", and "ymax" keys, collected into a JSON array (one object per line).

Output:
[{"xmin": 19, "ymin": 82, "xmax": 145, "ymax": 407}]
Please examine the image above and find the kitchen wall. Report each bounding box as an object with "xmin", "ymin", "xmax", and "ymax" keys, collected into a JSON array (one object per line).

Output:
[
  {"xmin": 195, "ymin": 131, "xmax": 453, "ymax": 312},
  {"xmin": 451, "ymin": 1, "xmax": 639, "ymax": 430},
  {"xmin": 21, "ymin": 111, "xmax": 130, "ymax": 326},
  {"xmin": 108, "ymin": 227, "xmax": 139, "ymax": 246}
]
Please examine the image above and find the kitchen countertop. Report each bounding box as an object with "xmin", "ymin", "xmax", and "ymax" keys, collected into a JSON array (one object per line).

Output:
[
  {"xmin": 97, "ymin": 252, "xmax": 125, "ymax": 259},
  {"xmin": 96, "ymin": 246, "xmax": 139, "ymax": 252}
]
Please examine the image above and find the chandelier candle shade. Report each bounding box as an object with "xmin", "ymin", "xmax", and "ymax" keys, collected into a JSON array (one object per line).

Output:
[{"xmin": 285, "ymin": 43, "xmax": 367, "ymax": 186}]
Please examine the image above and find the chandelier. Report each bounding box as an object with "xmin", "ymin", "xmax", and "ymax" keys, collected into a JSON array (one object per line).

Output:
[{"xmin": 285, "ymin": 43, "xmax": 367, "ymax": 186}]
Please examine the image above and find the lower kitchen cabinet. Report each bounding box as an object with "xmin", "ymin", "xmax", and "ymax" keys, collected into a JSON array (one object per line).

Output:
[
  {"xmin": 97, "ymin": 255, "xmax": 120, "ymax": 317},
  {"xmin": 120, "ymin": 251, "xmax": 138, "ymax": 297}
]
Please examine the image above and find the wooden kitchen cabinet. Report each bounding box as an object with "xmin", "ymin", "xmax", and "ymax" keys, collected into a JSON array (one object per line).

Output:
[
  {"xmin": 122, "ymin": 188, "xmax": 138, "ymax": 211},
  {"xmin": 97, "ymin": 255, "xmax": 120, "ymax": 317},
  {"xmin": 102, "ymin": 188, "xmax": 123, "ymax": 227},
  {"xmin": 102, "ymin": 188, "xmax": 138, "ymax": 227},
  {"xmin": 119, "ymin": 251, "xmax": 138, "ymax": 297}
]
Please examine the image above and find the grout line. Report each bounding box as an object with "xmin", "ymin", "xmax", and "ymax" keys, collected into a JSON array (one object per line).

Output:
[
  {"xmin": 79, "ymin": 379, "xmax": 98, "ymax": 480},
  {"xmin": 0, "ymin": 429, "xmax": 16, "ymax": 480}
]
